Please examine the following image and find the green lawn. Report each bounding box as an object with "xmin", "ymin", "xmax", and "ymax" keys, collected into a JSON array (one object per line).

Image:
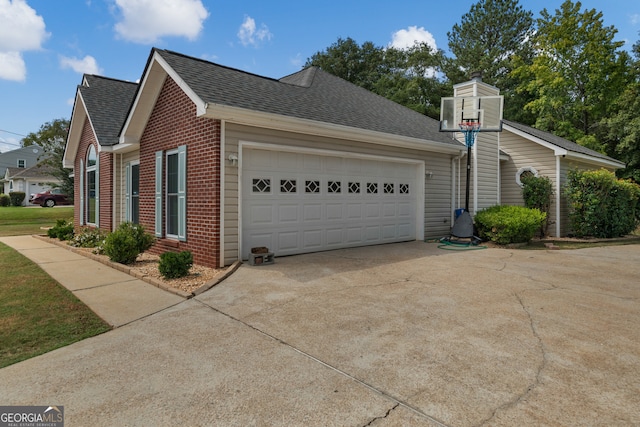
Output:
[
  {"xmin": 0, "ymin": 206, "xmax": 73, "ymax": 237},
  {"xmin": 0, "ymin": 242, "xmax": 110, "ymax": 368}
]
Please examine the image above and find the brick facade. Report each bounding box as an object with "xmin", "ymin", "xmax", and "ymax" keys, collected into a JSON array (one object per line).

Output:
[{"xmin": 139, "ymin": 77, "xmax": 221, "ymax": 268}]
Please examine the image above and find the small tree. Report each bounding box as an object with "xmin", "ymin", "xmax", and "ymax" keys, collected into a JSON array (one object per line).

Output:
[{"xmin": 521, "ymin": 174, "xmax": 554, "ymax": 237}]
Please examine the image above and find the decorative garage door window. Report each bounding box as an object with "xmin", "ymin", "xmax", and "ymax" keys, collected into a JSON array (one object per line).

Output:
[
  {"xmin": 367, "ymin": 182, "xmax": 378, "ymax": 194},
  {"xmin": 384, "ymin": 183, "xmax": 394, "ymax": 194},
  {"xmin": 252, "ymin": 178, "xmax": 271, "ymax": 193},
  {"xmin": 305, "ymin": 180, "xmax": 320, "ymax": 193},
  {"xmin": 280, "ymin": 179, "xmax": 296, "ymax": 193},
  {"xmin": 348, "ymin": 182, "xmax": 360, "ymax": 194},
  {"xmin": 399, "ymin": 183, "xmax": 409, "ymax": 194},
  {"xmin": 328, "ymin": 181, "xmax": 341, "ymax": 193}
]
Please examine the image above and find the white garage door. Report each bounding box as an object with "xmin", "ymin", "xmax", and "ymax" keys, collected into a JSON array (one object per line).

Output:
[{"xmin": 241, "ymin": 147, "xmax": 420, "ymax": 259}]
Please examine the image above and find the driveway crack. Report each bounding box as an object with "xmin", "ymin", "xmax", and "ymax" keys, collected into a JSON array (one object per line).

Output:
[
  {"xmin": 362, "ymin": 403, "xmax": 399, "ymax": 426},
  {"xmin": 478, "ymin": 291, "xmax": 547, "ymax": 426}
]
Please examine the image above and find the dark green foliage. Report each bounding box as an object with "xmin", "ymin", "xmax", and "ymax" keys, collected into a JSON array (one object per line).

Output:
[
  {"xmin": 0, "ymin": 194, "xmax": 10, "ymax": 207},
  {"xmin": 102, "ymin": 222, "xmax": 155, "ymax": 265},
  {"xmin": 521, "ymin": 174, "xmax": 554, "ymax": 237},
  {"xmin": 565, "ymin": 169, "xmax": 640, "ymax": 237},
  {"xmin": 475, "ymin": 205, "xmax": 546, "ymax": 244},
  {"xmin": 9, "ymin": 192, "xmax": 26, "ymax": 207},
  {"xmin": 159, "ymin": 251, "xmax": 193, "ymax": 279},
  {"xmin": 47, "ymin": 219, "xmax": 74, "ymax": 241}
]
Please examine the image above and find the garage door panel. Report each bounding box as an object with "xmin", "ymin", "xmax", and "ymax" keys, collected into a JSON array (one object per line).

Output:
[
  {"xmin": 278, "ymin": 204, "xmax": 299, "ymax": 222},
  {"xmin": 303, "ymin": 204, "xmax": 322, "ymax": 221},
  {"xmin": 242, "ymin": 148, "xmax": 419, "ymax": 259}
]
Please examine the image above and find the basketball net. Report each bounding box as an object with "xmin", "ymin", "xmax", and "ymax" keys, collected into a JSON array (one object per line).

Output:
[{"xmin": 459, "ymin": 120, "xmax": 481, "ymax": 148}]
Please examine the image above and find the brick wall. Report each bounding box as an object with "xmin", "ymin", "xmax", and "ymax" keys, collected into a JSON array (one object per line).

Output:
[
  {"xmin": 98, "ymin": 151, "xmax": 113, "ymax": 231},
  {"xmin": 139, "ymin": 77, "xmax": 221, "ymax": 268}
]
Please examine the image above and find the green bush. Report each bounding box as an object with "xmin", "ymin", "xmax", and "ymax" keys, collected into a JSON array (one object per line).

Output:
[
  {"xmin": 159, "ymin": 251, "xmax": 193, "ymax": 279},
  {"xmin": 565, "ymin": 169, "xmax": 640, "ymax": 238},
  {"xmin": 0, "ymin": 194, "xmax": 10, "ymax": 207},
  {"xmin": 47, "ymin": 219, "xmax": 75, "ymax": 241},
  {"xmin": 69, "ymin": 227, "xmax": 107, "ymax": 248},
  {"xmin": 521, "ymin": 174, "xmax": 554, "ymax": 237},
  {"xmin": 9, "ymin": 192, "xmax": 26, "ymax": 207},
  {"xmin": 475, "ymin": 205, "xmax": 547, "ymax": 245},
  {"xmin": 102, "ymin": 222, "xmax": 155, "ymax": 265}
]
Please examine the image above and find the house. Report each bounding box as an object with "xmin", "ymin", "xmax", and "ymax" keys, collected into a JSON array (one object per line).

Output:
[
  {"xmin": 63, "ymin": 48, "xmax": 623, "ymax": 268},
  {"xmin": 0, "ymin": 145, "xmax": 44, "ymax": 186},
  {"xmin": 2, "ymin": 163, "xmax": 60, "ymax": 205}
]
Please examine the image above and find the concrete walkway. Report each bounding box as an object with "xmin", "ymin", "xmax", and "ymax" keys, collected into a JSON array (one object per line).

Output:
[
  {"xmin": 0, "ymin": 235, "xmax": 184, "ymax": 327},
  {"xmin": 0, "ymin": 239, "xmax": 639, "ymax": 426}
]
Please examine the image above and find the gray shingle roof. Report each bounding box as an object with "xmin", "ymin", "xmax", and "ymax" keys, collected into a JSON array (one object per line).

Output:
[
  {"xmin": 503, "ymin": 119, "xmax": 621, "ymax": 164},
  {"xmin": 155, "ymin": 49, "xmax": 459, "ymax": 147},
  {"xmin": 80, "ymin": 75, "xmax": 138, "ymax": 146},
  {"xmin": 5, "ymin": 163, "xmax": 57, "ymax": 179}
]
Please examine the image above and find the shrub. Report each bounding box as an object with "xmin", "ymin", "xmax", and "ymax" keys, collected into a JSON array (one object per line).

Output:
[
  {"xmin": 0, "ymin": 194, "xmax": 10, "ymax": 207},
  {"xmin": 69, "ymin": 227, "xmax": 107, "ymax": 248},
  {"xmin": 9, "ymin": 192, "xmax": 26, "ymax": 207},
  {"xmin": 47, "ymin": 219, "xmax": 75, "ymax": 241},
  {"xmin": 102, "ymin": 222, "xmax": 155, "ymax": 265},
  {"xmin": 521, "ymin": 174, "xmax": 554, "ymax": 237},
  {"xmin": 565, "ymin": 169, "xmax": 640, "ymax": 238},
  {"xmin": 475, "ymin": 205, "xmax": 546, "ymax": 245},
  {"xmin": 159, "ymin": 251, "xmax": 193, "ymax": 279}
]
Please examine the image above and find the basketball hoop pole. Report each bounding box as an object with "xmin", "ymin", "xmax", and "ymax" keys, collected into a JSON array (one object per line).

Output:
[{"xmin": 460, "ymin": 121, "xmax": 480, "ymax": 212}]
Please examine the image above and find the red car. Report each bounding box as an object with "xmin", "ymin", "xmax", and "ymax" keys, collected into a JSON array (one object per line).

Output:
[{"xmin": 30, "ymin": 189, "xmax": 72, "ymax": 207}]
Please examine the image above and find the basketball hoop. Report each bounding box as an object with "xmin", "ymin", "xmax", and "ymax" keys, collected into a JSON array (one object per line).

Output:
[{"xmin": 459, "ymin": 120, "xmax": 481, "ymax": 148}]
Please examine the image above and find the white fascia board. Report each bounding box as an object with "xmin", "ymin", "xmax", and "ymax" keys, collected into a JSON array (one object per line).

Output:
[
  {"xmin": 203, "ymin": 103, "xmax": 465, "ymax": 155},
  {"xmin": 503, "ymin": 123, "xmax": 567, "ymax": 156},
  {"xmin": 63, "ymin": 91, "xmax": 93, "ymax": 168},
  {"xmin": 563, "ymin": 151, "xmax": 625, "ymax": 169},
  {"xmin": 119, "ymin": 51, "xmax": 207, "ymax": 146}
]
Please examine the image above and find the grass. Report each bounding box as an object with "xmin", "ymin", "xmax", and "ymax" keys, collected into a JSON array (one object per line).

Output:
[
  {"xmin": 0, "ymin": 242, "xmax": 110, "ymax": 368},
  {"xmin": 0, "ymin": 206, "xmax": 73, "ymax": 237}
]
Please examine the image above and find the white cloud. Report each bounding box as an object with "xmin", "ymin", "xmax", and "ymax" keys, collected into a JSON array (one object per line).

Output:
[
  {"xmin": 114, "ymin": 0, "xmax": 209, "ymax": 44},
  {"xmin": 0, "ymin": 0, "xmax": 49, "ymax": 81},
  {"xmin": 389, "ymin": 26, "xmax": 437, "ymax": 51},
  {"xmin": 238, "ymin": 15, "xmax": 272, "ymax": 47},
  {"xmin": 630, "ymin": 13, "xmax": 640, "ymax": 25},
  {"xmin": 60, "ymin": 55, "xmax": 102, "ymax": 75}
]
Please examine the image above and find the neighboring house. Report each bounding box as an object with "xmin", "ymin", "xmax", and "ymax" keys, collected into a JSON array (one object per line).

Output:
[
  {"xmin": 0, "ymin": 145, "xmax": 44, "ymax": 183},
  {"xmin": 2, "ymin": 163, "xmax": 60, "ymax": 205},
  {"xmin": 63, "ymin": 48, "xmax": 623, "ymax": 268}
]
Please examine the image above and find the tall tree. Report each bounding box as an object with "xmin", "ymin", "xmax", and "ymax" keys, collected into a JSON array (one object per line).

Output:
[
  {"xmin": 513, "ymin": 0, "xmax": 629, "ymax": 152},
  {"xmin": 446, "ymin": 0, "xmax": 535, "ymax": 122},
  {"xmin": 306, "ymin": 38, "xmax": 450, "ymax": 119},
  {"xmin": 22, "ymin": 118, "xmax": 73, "ymax": 199},
  {"xmin": 601, "ymin": 36, "xmax": 640, "ymax": 182}
]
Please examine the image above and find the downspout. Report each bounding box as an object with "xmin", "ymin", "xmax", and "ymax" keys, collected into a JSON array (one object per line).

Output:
[
  {"xmin": 556, "ymin": 156, "xmax": 561, "ymax": 237},
  {"xmin": 219, "ymin": 120, "xmax": 226, "ymax": 268},
  {"xmin": 112, "ymin": 153, "xmax": 117, "ymax": 231},
  {"xmin": 472, "ymin": 81, "xmax": 478, "ymax": 214}
]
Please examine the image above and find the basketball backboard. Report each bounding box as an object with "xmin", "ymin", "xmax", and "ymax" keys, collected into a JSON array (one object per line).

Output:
[{"xmin": 440, "ymin": 95, "xmax": 504, "ymax": 132}]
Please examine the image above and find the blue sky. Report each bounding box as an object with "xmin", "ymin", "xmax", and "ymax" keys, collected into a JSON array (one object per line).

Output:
[{"xmin": 1, "ymin": 0, "xmax": 638, "ymax": 153}]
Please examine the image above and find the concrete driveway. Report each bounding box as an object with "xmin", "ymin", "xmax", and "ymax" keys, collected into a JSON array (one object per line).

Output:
[{"xmin": 1, "ymin": 242, "xmax": 639, "ymax": 426}]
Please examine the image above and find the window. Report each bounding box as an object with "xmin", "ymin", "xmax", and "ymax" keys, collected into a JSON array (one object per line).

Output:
[
  {"xmin": 367, "ymin": 182, "xmax": 378, "ymax": 194},
  {"xmin": 384, "ymin": 183, "xmax": 394, "ymax": 194},
  {"xmin": 328, "ymin": 180, "xmax": 341, "ymax": 193},
  {"xmin": 280, "ymin": 179, "xmax": 296, "ymax": 193},
  {"xmin": 17, "ymin": 159, "xmax": 26, "ymax": 168},
  {"xmin": 516, "ymin": 166, "xmax": 538, "ymax": 187},
  {"xmin": 86, "ymin": 145, "xmax": 97, "ymax": 224},
  {"xmin": 126, "ymin": 162, "xmax": 140, "ymax": 224},
  {"xmin": 305, "ymin": 180, "xmax": 320, "ymax": 193},
  {"xmin": 155, "ymin": 146, "xmax": 186, "ymax": 240},
  {"xmin": 252, "ymin": 178, "xmax": 271, "ymax": 193},
  {"xmin": 399, "ymin": 183, "xmax": 410, "ymax": 194},
  {"xmin": 348, "ymin": 182, "xmax": 360, "ymax": 194}
]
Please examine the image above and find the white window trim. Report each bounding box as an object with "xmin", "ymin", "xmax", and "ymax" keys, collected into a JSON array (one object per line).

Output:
[
  {"xmin": 516, "ymin": 166, "xmax": 539, "ymax": 188},
  {"xmin": 86, "ymin": 146, "xmax": 99, "ymax": 226},
  {"xmin": 17, "ymin": 159, "xmax": 26, "ymax": 168},
  {"xmin": 156, "ymin": 146, "xmax": 187, "ymax": 241}
]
